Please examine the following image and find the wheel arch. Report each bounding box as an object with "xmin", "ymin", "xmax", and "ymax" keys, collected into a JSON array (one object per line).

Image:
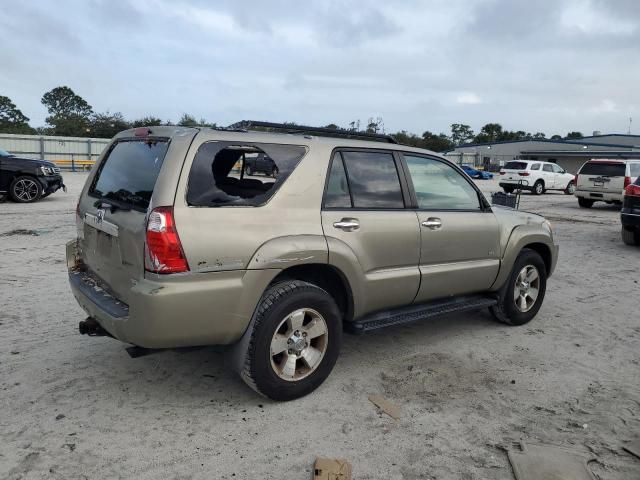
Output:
[{"xmin": 268, "ymin": 264, "xmax": 354, "ymax": 323}]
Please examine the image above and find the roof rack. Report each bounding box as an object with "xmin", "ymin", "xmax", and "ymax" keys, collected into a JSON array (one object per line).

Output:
[{"xmin": 226, "ymin": 120, "xmax": 398, "ymax": 144}]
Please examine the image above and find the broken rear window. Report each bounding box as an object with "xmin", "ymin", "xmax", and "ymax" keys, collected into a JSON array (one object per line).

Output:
[{"xmin": 186, "ymin": 142, "xmax": 307, "ymax": 207}]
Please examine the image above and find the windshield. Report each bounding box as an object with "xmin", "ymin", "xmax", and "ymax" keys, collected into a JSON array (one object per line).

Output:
[
  {"xmin": 89, "ymin": 139, "xmax": 169, "ymax": 211},
  {"xmin": 0, "ymin": 148, "xmax": 12, "ymax": 157}
]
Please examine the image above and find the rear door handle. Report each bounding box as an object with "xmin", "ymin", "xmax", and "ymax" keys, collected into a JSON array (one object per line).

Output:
[
  {"xmin": 421, "ymin": 218, "xmax": 442, "ymax": 230},
  {"xmin": 333, "ymin": 218, "xmax": 360, "ymax": 231}
]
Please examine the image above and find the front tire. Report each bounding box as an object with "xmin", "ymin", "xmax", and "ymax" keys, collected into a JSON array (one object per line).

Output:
[
  {"xmin": 239, "ymin": 280, "xmax": 342, "ymax": 401},
  {"xmin": 532, "ymin": 181, "xmax": 544, "ymax": 195},
  {"xmin": 564, "ymin": 181, "xmax": 576, "ymax": 195},
  {"xmin": 489, "ymin": 249, "xmax": 547, "ymax": 326},
  {"xmin": 622, "ymin": 227, "xmax": 640, "ymax": 246},
  {"xmin": 10, "ymin": 176, "xmax": 43, "ymax": 203},
  {"xmin": 578, "ymin": 198, "xmax": 594, "ymax": 208}
]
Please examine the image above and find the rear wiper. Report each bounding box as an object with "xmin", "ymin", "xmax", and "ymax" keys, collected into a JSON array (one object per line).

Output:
[{"xmin": 94, "ymin": 198, "xmax": 131, "ymax": 212}]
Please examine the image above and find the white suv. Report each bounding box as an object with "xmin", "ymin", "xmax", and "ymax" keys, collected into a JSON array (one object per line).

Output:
[
  {"xmin": 575, "ymin": 159, "xmax": 640, "ymax": 208},
  {"xmin": 499, "ymin": 160, "xmax": 576, "ymax": 195}
]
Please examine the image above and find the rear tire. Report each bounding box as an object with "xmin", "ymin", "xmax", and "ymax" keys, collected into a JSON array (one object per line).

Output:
[
  {"xmin": 9, "ymin": 176, "xmax": 42, "ymax": 203},
  {"xmin": 564, "ymin": 181, "xmax": 576, "ymax": 195},
  {"xmin": 239, "ymin": 280, "xmax": 342, "ymax": 401},
  {"xmin": 532, "ymin": 181, "xmax": 544, "ymax": 195},
  {"xmin": 489, "ymin": 249, "xmax": 547, "ymax": 326},
  {"xmin": 578, "ymin": 198, "xmax": 594, "ymax": 208},
  {"xmin": 245, "ymin": 165, "xmax": 253, "ymax": 176},
  {"xmin": 622, "ymin": 227, "xmax": 640, "ymax": 246}
]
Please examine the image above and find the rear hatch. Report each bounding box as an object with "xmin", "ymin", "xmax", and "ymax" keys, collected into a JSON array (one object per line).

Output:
[
  {"xmin": 576, "ymin": 161, "xmax": 626, "ymax": 193},
  {"xmin": 500, "ymin": 161, "xmax": 530, "ymax": 185},
  {"xmin": 77, "ymin": 136, "xmax": 171, "ymax": 303}
]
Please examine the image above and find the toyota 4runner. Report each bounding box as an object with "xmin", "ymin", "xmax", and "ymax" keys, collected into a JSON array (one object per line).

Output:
[{"xmin": 67, "ymin": 122, "xmax": 559, "ymax": 400}]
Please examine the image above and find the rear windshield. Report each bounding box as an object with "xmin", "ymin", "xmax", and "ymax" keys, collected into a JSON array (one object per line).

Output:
[
  {"xmin": 187, "ymin": 142, "xmax": 307, "ymax": 207},
  {"xmin": 579, "ymin": 162, "xmax": 625, "ymax": 177},
  {"xmin": 89, "ymin": 138, "xmax": 169, "ymax": 211},
  {"xmin": 504, "ymin": 161, "xmax": 528, "ymax": 170}
]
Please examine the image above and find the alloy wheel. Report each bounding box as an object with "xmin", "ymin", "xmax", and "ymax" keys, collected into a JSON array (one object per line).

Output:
[
  {"xmin": 14, "ymin": 179, "xmax": 39, "ymax": 201},
  {"xmin": 513, "ymin": 265, "xmax": 540, "ymax": 312}
]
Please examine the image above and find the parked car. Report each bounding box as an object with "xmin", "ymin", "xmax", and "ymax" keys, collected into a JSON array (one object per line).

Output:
[
  {"xmin": 461, "ymin": 165, "xmax": 494, "ymax": 180},
  {"xmin": 67, "ymin": 124, "xmax": 558, "ymax": 400},
  {"xmin": 0, "ymin": 148, "xmax": 65, "ymax": 203},
  {"xmin": 621, "ymin": 176, "xmax": 640, "ymax": 245},
  {"xmin": 245, "ymin": 152, "xmax": 278, "ymax": 177},
  {"xmin": 499, "ymin": 160, "xmax": 575, "ymax": 195},
  {"xmin": 574, "ymin": 159, "xmax": 640, "ymax": 208}
]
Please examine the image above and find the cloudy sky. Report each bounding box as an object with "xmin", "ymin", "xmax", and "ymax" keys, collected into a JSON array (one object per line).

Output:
[{"xmin": 1, "ymin": 0, "xmax": 638, "ymax": 137}]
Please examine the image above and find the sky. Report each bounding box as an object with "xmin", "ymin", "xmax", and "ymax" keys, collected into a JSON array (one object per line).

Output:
[{"xmin": 1, "ymin": 0, "xmax": 639, "ymax": 137}]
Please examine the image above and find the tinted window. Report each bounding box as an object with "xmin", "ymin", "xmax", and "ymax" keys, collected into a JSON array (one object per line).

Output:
[
  {"xmin": 89, "ymin": 139, "xmax": 169, "ymax": 211},
  {"xmin": 630, "ymin": 163, "xmax": 640, "ymax": 177},
  {"xmin": 504, "ymin": 161, "xmax": 527, "ymax": 170},
  {"xmin": 324, "ymin": 154, "xmax": 351, "ymax": 208},
  {"xmin": 530, "ymin": 163, "xmax": 540, "ymax": 170},
  {"xmin": 543, "ymin": 164, "xmax": 553, "ymax": 172},
  {"xmin": 405, "ymin": 156, "xmax": 481, "ymax": 210},
  {"xmin": 187, "ymin": 142, "xmax": 306, "ymax": 207},
  {"xmin": 579, "ymin": 162, "xmax": 626, "ymax": 176},
  {"xmin": 552, "ymin": 164, "xmax": 564, "ymax": 173},
  {"xmin": 341, "ymin": 151, "xmax": 404, "ymax": 209}
]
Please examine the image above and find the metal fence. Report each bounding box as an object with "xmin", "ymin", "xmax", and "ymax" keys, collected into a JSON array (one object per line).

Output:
[{"xmin": 0, "ymin": 133, "xmax": 110, "ymax": 171}]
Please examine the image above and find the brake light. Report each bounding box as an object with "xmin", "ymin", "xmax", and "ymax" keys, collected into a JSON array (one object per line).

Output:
[
  {"xmin": 145, "ymin": 207, "xmax": 189, "ymax": 274},
  {"xmin": 625, "ymin": 184, "xmax": 640, "ymax": 197},
  {"xmin": 574, "ymin": 174, "xmax": 579, "ymax": 185},
  {"xmin": 518, "ymin": 172, "xmax": 530, "ymax": 176},
  {"xmin": 624, "ymin": 176, "xmax": 631, "ymax": 188}
]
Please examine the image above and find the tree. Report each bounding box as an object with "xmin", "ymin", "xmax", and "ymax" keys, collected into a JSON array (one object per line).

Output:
[
  {"xmin": 550, "ymin": 134, "xmax": 562, "ymax": 140},
  {"xmin": 41, "ymin": 86, "xmax": 93, "ymax": 136},
  {"xmin": 422, "ymin": 131, "xmax": 454, "ymax": 152},
  {"xmin": 0, "ymin": 95, "xmax": 34, "ymax": 134},
  {"xmin": 88, "ymin": 111, "xmax": 130, "ymax": 138},
  {"xmin": 324, "ymin": 123, "xmax": 339, "ymax": 130},
  {"xmin": 450, "ymin": 124, "xmax": 474, "ymax": 145},
  {"xmin": 566, "ymin": 131, "xmax": 583, "ymax": 139},
  {"xmin": 131, "ymin": 116, "xmax": 164, "ymax": 127},
  {"xmin": 473, "ymin": 123, "xmax": 503, "ymax": 143},
  {"xmin": 178, "ymin": 113, "xmax": 199, "ymax": 127},
  {"xmin": 532, "ymin": 132, "xmax": 546, "ymax": 139}
]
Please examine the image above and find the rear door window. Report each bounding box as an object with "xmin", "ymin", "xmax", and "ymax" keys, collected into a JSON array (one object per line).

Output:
[
  {"xmin": 187, "ymin": 142, "xmax": 307, "ymax": 207},
  {"xmin": 579, "ymin": 162, "xmax": 625, "ymax": 176},
  {"xmin": 89, "ymin": 139, "xmax": 169, "ymax": 211},
  {"xmin": 543, "ymin": 164, "xmax": 553, "ymax": 172},
  {"xmin": 340, "ymin": 151, "xmax": 404, "ymax": 209},
  {"xmin": 504, "ymin": 161, "xmax": 528, "ymax": 170},
  {"xmin": 324, "ymin": 153, "xmax": 352, "ymax": 208}
]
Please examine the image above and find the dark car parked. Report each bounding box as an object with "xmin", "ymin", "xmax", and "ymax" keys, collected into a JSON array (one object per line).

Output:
[
  {"xmin": 244, "ymin": 153, "xmax": 279, "ymax": 177},
  {"xmin": 0, "ymin": 149, "xmax": 65, "ymax": 203},
  {"xmin": 621, "ymin": 176, "xmax": 640, "ymax": 245}
]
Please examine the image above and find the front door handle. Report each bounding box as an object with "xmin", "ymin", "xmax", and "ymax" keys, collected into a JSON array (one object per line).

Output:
[
  {"xmin": 333, "ymin": 218, "xmax": 360, "ymax": 231},
  {"xmin": 421, "ymin": 218, "xmax": 442, "ymax": 230}
]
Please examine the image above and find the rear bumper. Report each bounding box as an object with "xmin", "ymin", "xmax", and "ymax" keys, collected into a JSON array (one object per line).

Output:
[
  {"xmin": 621, "ymin": 211, "xmax": 640, "ymax": 228},
  {"xmin": 575, "ymin": 189, "xmax": 623, "ymax": 202},
  {"xmin": 66, "ymin": 240, "xmax": 278, "ymax": 348},
  {"xmin": 499, "ymin": 181, "xmax": 532, "ymax": 191}
]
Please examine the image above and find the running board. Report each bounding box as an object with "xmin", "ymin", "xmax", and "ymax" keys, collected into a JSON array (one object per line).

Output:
[{"xmin": 346, "ymin": 294, "xmax": 498, "ymax": 334}]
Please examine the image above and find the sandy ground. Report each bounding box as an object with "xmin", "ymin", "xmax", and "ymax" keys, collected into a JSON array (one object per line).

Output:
[{"xmin": 1, "ymin": 173, "xmax": 639, "ymax": 479}]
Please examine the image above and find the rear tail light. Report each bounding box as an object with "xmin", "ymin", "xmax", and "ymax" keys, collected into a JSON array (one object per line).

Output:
[
  {"xmin": 625, "ymin": 184, "xmax": 640, "ymax": 197},
  {"xmin": 624, "ymin": 176, "xmax": 631, "ymax": 188},
  {"xmin": 145, "ymin": 206, "xmax": 189, "ymax": 274},
  {"xmin": 518, "ymin": 172, "xmax": 530, "ymax": 176},
  {"xmin": 574, "ymin": 174, "xmax": 579, "ymax": 185}
]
